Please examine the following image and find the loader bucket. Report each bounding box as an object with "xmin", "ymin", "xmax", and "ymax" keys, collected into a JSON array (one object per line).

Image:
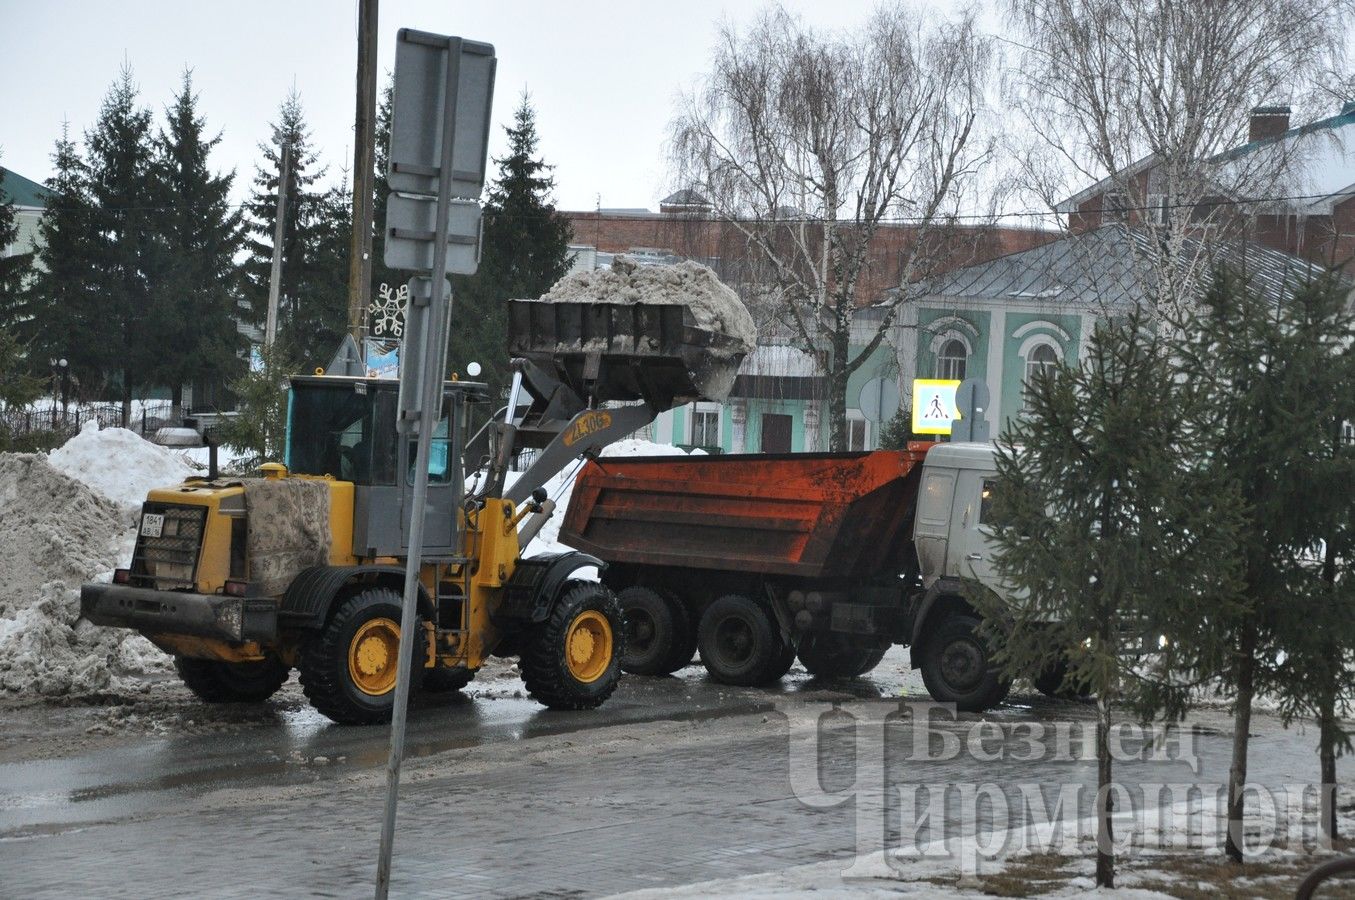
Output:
[{"xmin": 507, "ymin": 299, "xmax": 749, "ymax": 412}]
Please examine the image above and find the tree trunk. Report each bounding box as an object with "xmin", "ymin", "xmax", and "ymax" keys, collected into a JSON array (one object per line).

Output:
[
  {"xmin": 827, "ymin": 331, "xmax": 850, "ymax": 452},
  {"xmin": 1319, "ymin": 696, "xmax": 1338, "ymax": 842},
  {"xmin": 1226, "ymin": 625, "xmax": 1257, "ymax": 864},
  {"xmin": 171, "ymin": 381, "xmax": 183, "ymax": 411},
  {"xmin": 1096, "ymin": 696, "xmax": 1115, "ymax": 888}
]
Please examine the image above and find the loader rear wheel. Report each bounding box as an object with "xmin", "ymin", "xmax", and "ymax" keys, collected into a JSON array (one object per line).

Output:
[
  {"xmin": 298, "ymin": 587, "xmax": 427, "ymax": 725},
  {"xmin": 174, "ymin": 655, "xmax": 289, "ymax": 704},
  {"xmin": 618, "ymin": 587, "xmax": 677, "ymax": 675},
  {"xmin": 919, "ymin": 614, "xmax": 1009, "ymax": 712},
  {"xmin": 521, "ymin": 582, "xmax": 624, "ymax": 710},
  {"xmin": 797, "ymin": 634, "xmax": 890, "ymax": 679},
  {"xmin": 698, "ymin": 595, "xmax": 790, "ymax": 686}
]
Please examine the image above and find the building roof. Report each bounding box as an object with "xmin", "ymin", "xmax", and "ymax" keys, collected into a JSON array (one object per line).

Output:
[
  {"xmin": 0, "ymin": 167, "xmax": 49, "ymax": 209},
  {"xmin": 659, "ymin": 188, "xmax": 711, "ymax": 209},
  {"xmin": 919, "ymin": 224, "xmax": 1346, "ymax": 308},
  {"xmin": 1056, "ymin": 102, "xmax": 1355, "ymax": 214}
]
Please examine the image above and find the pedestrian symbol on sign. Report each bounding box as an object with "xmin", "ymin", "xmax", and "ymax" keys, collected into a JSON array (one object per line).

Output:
[{"xmin": 912, "ymin": 379, "xmax": 961, "ymax": 435}]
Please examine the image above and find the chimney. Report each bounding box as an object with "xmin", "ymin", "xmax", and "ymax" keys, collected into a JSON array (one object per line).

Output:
[{"xmin": 1248, "ymin": 105, "xmax": 1291, "ymax": 142}]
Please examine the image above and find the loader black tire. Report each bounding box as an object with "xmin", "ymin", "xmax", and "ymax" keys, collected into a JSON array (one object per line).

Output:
[
  {"xmin": 797, "ymin": 634, "xmax": 890, "ymax": 679},
  {"xmin": 175, "ymin": 655, "xmax": 289, "ymax": 704},
  {"xmin": 919, "ymin": 614, "xmax": 1009, "ymax": 713},
  {"xmin": 521, "ymin": 582, "xmax": 624, "ymax": 710},
  {"xmin": 697, "ymin": 595, "xmax": 790, "ymax": 686},
  {"xmin": 422, "ymin": 667, "xmax": 475, "ymax": 693},
  {"xmin": 618, "ymin": 586, "xmax": 680, "ymax": 676},
  {"xmin": 298, "ymin": 586, "xmax": 427, "ymax": 725}
]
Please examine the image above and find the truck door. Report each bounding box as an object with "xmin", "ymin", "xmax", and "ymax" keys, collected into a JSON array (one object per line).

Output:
[{"xmin": 952, "ymin": 470, "xmax": 1004, "ymax": 596}]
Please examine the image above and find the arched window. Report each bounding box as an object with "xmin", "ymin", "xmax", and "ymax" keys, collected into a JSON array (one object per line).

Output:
[
  {"xmin": 1023, "ymin": 343, "xmax": 1060, "ymax": 407},
  {"xmin": 936, "ymin": 338, "xmax": 967, "ymax": 382}
]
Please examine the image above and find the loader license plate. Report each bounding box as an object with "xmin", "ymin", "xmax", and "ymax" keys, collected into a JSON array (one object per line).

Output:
[{"xmin": 140, "ymin": 513, "xmax": 165, "ymax": 538}]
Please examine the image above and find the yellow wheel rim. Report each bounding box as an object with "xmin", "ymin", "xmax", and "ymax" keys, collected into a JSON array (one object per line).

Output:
[
  {"xmin": 348, "ymin": 617, "xmax": 401, "ymax": 696},
  {"xmin": 564, "ymin": 609, "xmax": 613, "ymax": 684}
]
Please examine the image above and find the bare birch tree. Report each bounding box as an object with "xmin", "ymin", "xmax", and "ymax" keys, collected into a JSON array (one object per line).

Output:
[
  {"xmin": 1006, "ymin": 0, "xmax": 1352, "ymax": 313},
  {"xmin": 670, "ymin": 3, "xmax": 996, "ymax": 450}
]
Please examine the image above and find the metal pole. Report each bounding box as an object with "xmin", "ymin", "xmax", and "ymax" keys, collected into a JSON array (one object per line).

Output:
[
  {"xmin": 347, "ymin": 0, "xmax": 379, "ymax": 343},
  {"xmin": 376, "ymin": 36, "xmax": 464, "ymax": 900},
  {"xmin": 265, "ymin": 143, "xmax": 292, "ymax": 350}
]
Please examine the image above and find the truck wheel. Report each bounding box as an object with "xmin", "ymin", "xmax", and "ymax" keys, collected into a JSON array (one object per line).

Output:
[
  {"xmin": 919, "ymin": 615, "xmax": 1009, "ymax": 712},
  {"xmin": 174, "ymin": 655, "xmax": 289, "ymax": 703},
  {"xmin": 422, "ymin": 667, "xmax": 475, "ymax": 693},
  {"xmin": 618, "ymin": 587, "xmax": 680, "ymax": 676},
  {"xmin": 521, "ymin": 582, "xmax": 624, "ymax": 710},
  {"xmin": 697, "ymin": 595, "xmax": 789, "ymax": 686},
  {"xmin": 1033, "ymin": 661, "xmax": 1092, "ymax": 700},
  {"xmin": 662, "ymin": 592, "xmax": 699, "ymax": 674},
  {"xmin": 797, "ymin": 634, "xmax": 889, "ymax": 678},
  {"xmin": 298, "ymin": 586, "xmax": 427, "ymax": 725}
]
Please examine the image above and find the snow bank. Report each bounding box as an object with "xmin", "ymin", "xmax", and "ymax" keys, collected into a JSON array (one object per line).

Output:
[
  {"xmin": 49, "ymin": 421, "xmax": 196, "ymax": 507},
  {"xmin": 542, "ymin": 255, "xmax": 757, "ymax": 352},
  {"xmin": 0, "ymin": 453, "xmax": 168, "ymax": 696}
]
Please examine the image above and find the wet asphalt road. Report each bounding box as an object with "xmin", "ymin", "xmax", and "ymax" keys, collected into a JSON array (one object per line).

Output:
[{"xmin": 1, "ymin": 649, "xmax": 1349, "ymax": 898}]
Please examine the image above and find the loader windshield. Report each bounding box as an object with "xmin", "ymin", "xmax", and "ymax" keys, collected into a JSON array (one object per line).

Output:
[{"xmin": 285, "ymin": 380, "xmax": 398, "ymax": 484}]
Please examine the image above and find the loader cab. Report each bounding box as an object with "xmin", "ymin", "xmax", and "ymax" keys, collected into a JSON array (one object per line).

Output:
[{"xmin": 285, "ymin": 375, "xmax": 489, "ymax": 558}]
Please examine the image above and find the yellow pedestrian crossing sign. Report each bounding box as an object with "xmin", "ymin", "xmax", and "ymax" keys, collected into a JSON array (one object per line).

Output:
[{"xmin": 912, "ymin": 379, "xmax": 961, "ymax": 435}]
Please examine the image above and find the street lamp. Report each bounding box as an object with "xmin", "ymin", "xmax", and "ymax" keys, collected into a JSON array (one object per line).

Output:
[{"xmin": 56, "ymin": 358, "xmax": 70, "ymax": 424}]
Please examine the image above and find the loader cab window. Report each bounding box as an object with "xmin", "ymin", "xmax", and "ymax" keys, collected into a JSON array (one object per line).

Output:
[
  {"xmin": 286, "ymin": 380, "xmax": 400, "ymax": 485},
  {"xmin": 407, "ymin": 394, "xmax": 454, "ymax": 485}
]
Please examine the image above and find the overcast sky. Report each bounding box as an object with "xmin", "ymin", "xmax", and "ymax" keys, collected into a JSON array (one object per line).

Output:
[{"xmin": 1, "ymin": 0, "xmax": 976, "ymax": 212}]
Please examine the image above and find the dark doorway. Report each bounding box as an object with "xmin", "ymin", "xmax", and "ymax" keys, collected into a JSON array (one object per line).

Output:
[{"xmin": 760, "ymin": 413, "xmax": 792, "ymax": 453}]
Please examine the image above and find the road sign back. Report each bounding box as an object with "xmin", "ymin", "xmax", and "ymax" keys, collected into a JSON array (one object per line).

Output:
[{"xmin": 388, "ymin": 30, "xmax": 497, "ymax": 199}]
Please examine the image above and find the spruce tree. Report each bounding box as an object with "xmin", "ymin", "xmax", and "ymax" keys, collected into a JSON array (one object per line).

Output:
[
  {"xmin": 151, "ymin": 71, "xmax": 245, "ymax": 409},
  {"xmin": 27, "ymin": 124, "xmax": 102, "ymax": 399},
  {"xmin": 0, "ymin": 162, "xmax": 34, "ymax": 332},
  {"xmin": 448, "ymin": 93, "xmax": 573, "ymax": 399},
  {"xmin": 977, "ymin": 309, "xmax": 1244, "ymax": 888},
  {"xmin": 84, "ymin": 65, "xmax": 163, "ymax": 423},
  {"xmin": 1177, "ymin": 268, "xmax": 1355, "ymax": 852},
  {"xmin": 245, "ymin": 91, "xmax": 335, "ymax": 368}
]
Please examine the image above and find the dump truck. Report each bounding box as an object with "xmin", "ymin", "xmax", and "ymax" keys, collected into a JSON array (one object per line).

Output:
[
  {"xmin": 559, "ymin": 440, "xmax": 1019, "ymax": 712},
  {"xmin": 81, "ymin": 294, "xmax": 750, "ymax": 724}
]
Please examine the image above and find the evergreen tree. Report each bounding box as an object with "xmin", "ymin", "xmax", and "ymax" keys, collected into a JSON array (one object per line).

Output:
[
  {"xmin": 218, "ymin": 344, "xmax": 293, "ymax": 470},
  {"xmin": 245, "ymin": 91, "xmax": 339, "ymax": 369},
  {"xmin": 877, "ymin": 406, "xmax": 916, "ymax": 450},
  {"xmin": 0, "ymin": 162, "xmax": 34, "ymax": 331},
  {"xmin": 302, "ymin": 178, "xmax": 354, "ymax": 364},
  {"xmin": 1175, "ymin": 268, "xmax": 1355, "ymax": 856},
  {"xmin": 448, "ymin": 94, "xmax": 573, "ymax": 399},
  {"xmin": 151, "ymin": 71, "xmax": 245, "ymax": 409},
  {"xmin": 977, "ymin": 309, "xmax": 1244, "ymax": 888},
  {"xmin": 83, "ymin": 66, "xmax": 163, "ymax": 423},
  {"xmin": 27, "ymin": 124, "xmax": 102, "ymax": 399}
]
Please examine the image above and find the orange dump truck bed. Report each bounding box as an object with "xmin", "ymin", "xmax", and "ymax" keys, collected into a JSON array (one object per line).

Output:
[{"xmin": 559, "ymin": 445, "xmax": 934, "ymax": 579}]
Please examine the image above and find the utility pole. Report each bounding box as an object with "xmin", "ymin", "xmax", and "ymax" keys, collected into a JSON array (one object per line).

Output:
[
  {"xmin": 347, "ymin": 0, "xmax": 379, "ymax": 344},
  {"xmin": 265, "ymin": 143, "xmax": 292, "ymax": 350}
]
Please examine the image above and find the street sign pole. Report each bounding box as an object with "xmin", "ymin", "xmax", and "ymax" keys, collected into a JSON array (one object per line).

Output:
[{"xmin": 375, "ymin": 35, "xmax": 467, "ymax": 900}]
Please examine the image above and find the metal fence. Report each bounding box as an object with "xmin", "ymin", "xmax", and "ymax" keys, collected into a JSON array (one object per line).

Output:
[{"xmin": 0, "ymin": 401, "xmax": 191, "ymax": 441}]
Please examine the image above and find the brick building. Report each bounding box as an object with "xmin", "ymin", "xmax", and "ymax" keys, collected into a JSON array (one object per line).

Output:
[{"xmin": 1059, "ymin": 102, "xmax": 1355, "ymax": 273}]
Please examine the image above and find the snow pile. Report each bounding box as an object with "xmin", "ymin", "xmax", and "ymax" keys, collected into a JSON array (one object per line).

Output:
[
  {"xmin": 510, "ymin": 439, "xmax": 691, "ymax": 558},
  {"xmin": 0, "ymin": 453, "xmax": 168, "ymax": 696},
  {"xmin": 49, "ymin": 421, "xmax": 196, "ymax": 507},
  {"xmin": 541, "ymin": 255, "xmax": 758, "ymax": 352}
]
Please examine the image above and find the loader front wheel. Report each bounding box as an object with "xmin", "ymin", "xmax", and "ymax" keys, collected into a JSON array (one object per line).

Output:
[
  {"xmin": 298, "ymin": 587, "xmax": 427, "ymax": 725},
  {"xmin": 521, "ymin": 582, "xmax": 624, "ymax": 710},
  {"xmin": 175, "ymin": 655, "xmax": 289, "ymax": 704}
]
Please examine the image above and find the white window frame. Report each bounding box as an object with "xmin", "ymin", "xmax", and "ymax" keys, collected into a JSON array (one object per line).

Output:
[
  {"xmin": 689, "ymin": 402, "xmax": 721, "ymax": 448},
  {"xmin": 1020, "ymin": 337, "xmax": 1062, "ymax": 409},
  {"xmin": 935, "ymin": 337, "xmax": 968, "ymax": 382},
  {"xmin": 846, "ymin": 413, "xmax": 870, "ymax": 452}
]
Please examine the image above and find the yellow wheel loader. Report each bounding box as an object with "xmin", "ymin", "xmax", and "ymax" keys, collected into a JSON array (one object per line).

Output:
[{"xmin": 80, "ymin": 298, "xmax": 747, "ymax": 724}]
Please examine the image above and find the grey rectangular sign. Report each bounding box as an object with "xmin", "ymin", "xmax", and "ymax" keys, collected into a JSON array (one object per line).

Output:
[
  {"xmin": 384, "ymin": 194, "xmax": 482, "ymax": 273},
  {"xmin": 388, "ymin": 29, "xmax": 496, "ymax": 199}
]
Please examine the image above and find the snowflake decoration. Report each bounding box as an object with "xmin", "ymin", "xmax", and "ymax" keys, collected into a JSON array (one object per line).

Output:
[{"xmin": 369, "ymin": 283, "xmax": 408, "ymax": 338}]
